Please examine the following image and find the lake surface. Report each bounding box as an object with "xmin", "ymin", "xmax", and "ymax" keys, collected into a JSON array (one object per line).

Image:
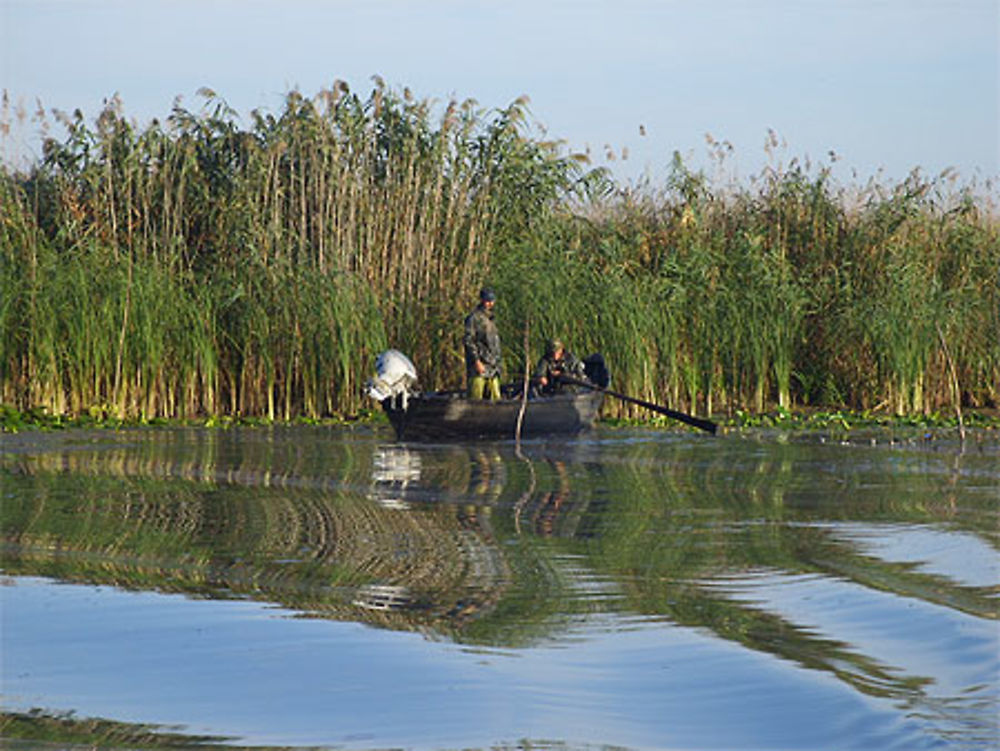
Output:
[{"xmin": 1, "ymin": 424, "xmax": 997, "ymax": 750}]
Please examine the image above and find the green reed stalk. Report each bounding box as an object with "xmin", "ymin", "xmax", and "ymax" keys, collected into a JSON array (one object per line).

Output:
[{"xmin": 1, "ymin": 84, "xmax": 996, "ymax": 421}]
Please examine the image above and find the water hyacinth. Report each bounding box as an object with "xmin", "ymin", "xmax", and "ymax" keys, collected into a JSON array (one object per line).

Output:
[{"xmin": 1, "ymin": 82, "xmax": 997, "ymax": 421}]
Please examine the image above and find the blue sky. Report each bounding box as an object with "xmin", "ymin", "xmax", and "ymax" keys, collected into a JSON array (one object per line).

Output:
[{"xmin": 1, "ymin": 0, "xmax": 997, "ymax": 187}]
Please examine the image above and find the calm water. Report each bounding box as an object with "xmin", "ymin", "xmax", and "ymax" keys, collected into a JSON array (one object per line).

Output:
[{"xmin": 1, "ymin": 425, "xmax": 997, "ymax": 750}]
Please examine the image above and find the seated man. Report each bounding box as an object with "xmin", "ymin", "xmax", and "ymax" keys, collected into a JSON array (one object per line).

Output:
[{"xmin": 532, "ymin": 338, "xmax": 587, "ymax": 396}]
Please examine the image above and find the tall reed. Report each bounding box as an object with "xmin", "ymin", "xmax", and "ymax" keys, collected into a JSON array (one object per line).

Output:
[
  {"xmin": 1, "ymin": 83, "xmax": 582, "ymax": 418},
  {"xmin": 2, "ymin": 83, "xmax": 997, "ymax": 420}
]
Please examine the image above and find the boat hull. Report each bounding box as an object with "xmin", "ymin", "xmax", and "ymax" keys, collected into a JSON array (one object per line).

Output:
[{"xmin": 381, "ymin": 390, "xmax": 605, "ymax": 441}]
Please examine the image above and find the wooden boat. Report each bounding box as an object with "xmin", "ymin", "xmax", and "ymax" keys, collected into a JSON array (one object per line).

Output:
[{"xmin": 376, "ymin": 354, "xmax": 610, "ymax": 442}]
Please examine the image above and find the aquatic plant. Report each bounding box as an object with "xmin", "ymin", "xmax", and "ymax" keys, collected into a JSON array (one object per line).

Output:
[
  {"xmin": 1, "ymin": 82, "xmax": 997, "ymax": 421},
  {"xmin": 1, "ymin": 83, "xmax": 581, "ymax": 419}
]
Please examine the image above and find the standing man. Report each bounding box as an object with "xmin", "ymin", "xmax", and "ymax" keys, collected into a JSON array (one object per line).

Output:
[{"xmin": 464, "ymin": 287, "xmax": 502, "ymax": 400}]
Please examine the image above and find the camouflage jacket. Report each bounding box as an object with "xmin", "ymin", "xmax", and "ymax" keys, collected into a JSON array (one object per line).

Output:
[
  {"xmin": 463, "ymin": 304, "xmax": 502, "ymax": 378},
  {"xmin": 532, "ymin": 350, "xmax": 585, "ymax": 392}
]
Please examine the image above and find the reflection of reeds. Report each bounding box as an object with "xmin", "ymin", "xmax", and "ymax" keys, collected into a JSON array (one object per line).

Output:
[
  {"xmin": 0, "ymin": 709, "xmax": 232, "ymax": 749},
  {"xmin": 568, "ymin": 442, "xmax": 997, "ymax": 747},
  {"xmin": 1, "ymin": 460, "xmax": 512, "ymax": 636},
  {"xmin": 2, "ymin": 428, "xmax": 996, "ymax": 730}
]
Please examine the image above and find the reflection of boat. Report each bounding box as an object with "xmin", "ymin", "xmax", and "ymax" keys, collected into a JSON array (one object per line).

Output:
[{"xmin": 368, "ymin": 351, "xmax": 611, "ymax": 442}]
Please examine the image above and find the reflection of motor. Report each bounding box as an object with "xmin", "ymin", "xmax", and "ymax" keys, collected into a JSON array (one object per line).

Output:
[
  {"xmin": 369, "ymin": 445, "xmax": 422, "ymax": 509},
  {"xmin": 353, "ymin": 583, "xmax": 413, "ymax": 611},
  {"xmin": 366, "ymin": 349, "xmax": 419, "ymax": 409}
]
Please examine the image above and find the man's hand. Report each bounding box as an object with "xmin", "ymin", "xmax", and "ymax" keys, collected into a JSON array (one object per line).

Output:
[{"xmin": 475, "ymin": 359, "xmax": 486, "ymax": 376}]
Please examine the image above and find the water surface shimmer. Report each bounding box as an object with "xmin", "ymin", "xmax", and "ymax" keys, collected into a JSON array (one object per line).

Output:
[{"xmin": 2, "ymin": 425, "xmax": 997, "ymax": 749}]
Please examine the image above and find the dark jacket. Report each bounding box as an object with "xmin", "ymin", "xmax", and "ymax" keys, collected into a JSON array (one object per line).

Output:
[{"xmin": 463, "ymin": 304, "xmax": 502, "ymax": 379}]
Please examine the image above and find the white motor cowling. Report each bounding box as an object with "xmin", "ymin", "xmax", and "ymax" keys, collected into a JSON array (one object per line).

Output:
[{"xmin": 366, "ymin": 349, "xmax": 419, "ymax": 408}]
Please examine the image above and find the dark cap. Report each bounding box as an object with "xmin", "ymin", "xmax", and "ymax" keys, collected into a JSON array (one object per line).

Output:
[
  {"xmin": 546, "ymin": 338, "xmax": 563, "ymax": 354},
  {"xmin": 479, "ymin": 287, "xmax": 496, "ymax": 302}
]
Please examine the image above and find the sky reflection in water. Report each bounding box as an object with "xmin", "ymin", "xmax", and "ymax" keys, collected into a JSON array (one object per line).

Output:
[{"xmin": 1, "ymin": 425, "xmax": 997, "ymax": 749}]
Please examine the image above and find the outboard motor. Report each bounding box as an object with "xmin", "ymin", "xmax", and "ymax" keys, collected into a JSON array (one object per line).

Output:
[{"xmin": 366, "ymin": 349, "xmax": 419, "ymax": 409}]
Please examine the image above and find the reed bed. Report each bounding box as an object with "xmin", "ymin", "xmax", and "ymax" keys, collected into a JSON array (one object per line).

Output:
[
  {"xmin": 496, "ymin": 157, "xmax": 999, "ymax": 418},
  {"xmin": 2, "ymin": 83, "xmax": 997, "ymax": 420}
]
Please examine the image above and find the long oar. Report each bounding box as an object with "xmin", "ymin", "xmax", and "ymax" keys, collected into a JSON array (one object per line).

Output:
[{"xmin": 558, "ymin": 375, "xmax": 718, "ymax": 434}]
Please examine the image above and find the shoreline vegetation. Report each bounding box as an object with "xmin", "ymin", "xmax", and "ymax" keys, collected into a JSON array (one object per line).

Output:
[
  {"xmin": 2, "ymin": 81, "xmax": 998, "ymax": 425},
  {"xmin": 3, "ymin": 403, "xmax": 998, "ymax": 438}
]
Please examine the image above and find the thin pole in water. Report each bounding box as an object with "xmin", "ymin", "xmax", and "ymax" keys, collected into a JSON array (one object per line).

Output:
[{"xmin": 515, "ymin": 319, "xmax": 530, "ymax": 447}]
